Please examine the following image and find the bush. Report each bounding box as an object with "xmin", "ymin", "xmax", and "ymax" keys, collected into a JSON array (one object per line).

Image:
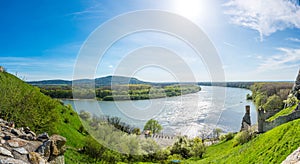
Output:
[
  {"xmin": 219, "ymin": 132, "xmax": 234, "ymax": 141},
  {"xmin": 284, "ymin": 94, "xmax": 298, "ymax": 107},
  {"xmin": 246, "ymin": 94, "xmax": 252, "ymax": 100},
  {"xmin": 171, "ymin": 136, "xmax": 192, "ymax": 159},
  {"xmin": 153, "ymin": 149, "xmax": 170, "ymax": 161},
  {"xmin": 170, "ymin": 136, "xmax": 206, "ymax": 159},
  {"xmin": 233, "ymin": 130, "xmax": 255, "ymax": 146},
  {"xmin": 167, "ymin": 154, "xmax": 183, "ymax": 161},
  {"xmin": 192, "ymin": 140, "xmax": 206, "ymax": 158},
  {"xmin": 263, "ymin": 95, "xmax": 284, "ymax": 111},
  {"xmin": 144, "ymin": 119, "xmax": 162, "ymax": 134}
]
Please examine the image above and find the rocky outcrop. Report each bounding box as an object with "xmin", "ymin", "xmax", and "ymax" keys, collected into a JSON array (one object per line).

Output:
[
  {"xmin": 240, "ymin": 105, "xmax": 251, "ymax": 131},
  {"xmin": 0, "ymin": 118, "xmax": 66, "ymax": 164},
  {"xmin": 282, "ymin": 147, "xmax": 300, "ymax": 164}
]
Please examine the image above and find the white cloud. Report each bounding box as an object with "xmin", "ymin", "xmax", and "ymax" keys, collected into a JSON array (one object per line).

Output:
[
  {"xmin": 286, "ymin": 37, "xmax": 300, "ymax": 42},
  {"xmin": 223, "ymin": 41, "xmax": 236, "ymax": 48},
  {"xmin": 224, "ymin": 0, "xmax": 300, "ymax": 41},
  {"xmin": 257, "ymin": 47, "xmax": 300, "ymax": 72}
]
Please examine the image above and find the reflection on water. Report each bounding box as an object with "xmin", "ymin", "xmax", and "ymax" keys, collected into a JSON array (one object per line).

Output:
[{"xmin": 63, "ymin": 86, "xmax": 256, "ymax": 137}]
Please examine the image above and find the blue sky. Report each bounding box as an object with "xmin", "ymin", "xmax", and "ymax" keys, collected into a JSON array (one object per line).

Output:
[{"xmin": 1, "ymin": 0, "xmax": 300, "ymax": 82}]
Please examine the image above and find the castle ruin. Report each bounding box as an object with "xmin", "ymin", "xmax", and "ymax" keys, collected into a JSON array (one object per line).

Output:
[{"xmin": 257, "ymin": 69, "xmax": 300, "ymax": 133}]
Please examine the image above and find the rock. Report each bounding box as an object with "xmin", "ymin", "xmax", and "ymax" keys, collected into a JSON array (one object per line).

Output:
[
  {"xmin": 49, "ymin": 135, "xmax": 66, "ymax": 156},
  {"xmin": 7, "ymin": 121, "xmax": 15, "ymax": 128},
  {"xmin": 0, "ymin": 147, "xmax": 13, "ymax": 157},
  {"xmin": 37, "ymin": 132, "xmax": 49, "ymax": 141},
  {"xmin": 20, "ymin": 134, "xmax": 36, "ymax": 141},
  {"xmin": 23, "ymin": 141, "xmax": 43, "ymax": 153},
  {"xmin": 0, "ymin": 156, "xmax": 28, "ymax": 164},
  {"xmin": 282, "ymin": 147, "xmax": 300, "ymax": 164},
  {"xmin": 13, "ymin": 147, "xmax": 29, "ymax": 155},
  {"xmin": 7, "ymin": 138, "xmax": 28, "ymax": 148},
  {"xmin": 0, "ymin": 118, "xmax": 66, "ymax": 163},
  {"xmin": 3, "ymin": 135, "xmax": 11, "ymax": 140},
  {"xmin": 12, "ymin": 150, "xmax": 29, "ymax": 162},
  {"xmin": 11, "ymin": 128, "xmax": 23, "ymax": 136},
  {"xmin": 28, "ymin": 152, "xmax": 47, "ymax": 164},
  {"xmin": 24, "ymin": 127, "xmax": 36, "ymax": 137},
  {"xmin": 36, "ymin": 140, "xmax": 51, "ymax": 160},
  {"xmin": 49, "ymin": 155, "xmax": 64, "ymax": 164}
]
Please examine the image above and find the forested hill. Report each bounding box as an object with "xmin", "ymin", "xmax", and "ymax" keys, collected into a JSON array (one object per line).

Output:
[
  {"xmin": 28, "ymin": 75, "xmax": 148, "ymax": 87},
  {"xmin": 29, "ymin": 76, "xmax": 276, "ymax": 89}
]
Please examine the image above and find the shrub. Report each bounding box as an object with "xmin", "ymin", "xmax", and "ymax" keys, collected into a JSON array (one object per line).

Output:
[
  {"xmin": 233, "ymin": 131, "xmax": 251, "ymax": 146},
  {"xmin": 220, "ymin": 132, "xmax": 234, "ymax": 141},
  {"xmin": 171, "ymin": 136, "xmax": 193, "ymax": 159},
  {"xmin": 144, "ymin": 119, "xmax": 162, "ymax": 134},
  {"xmin": 132, "ymin": 128, "xmax": 141, "ymax": 135},
  {"xmin": 284, "ymin": 94, "xmax": 298, "ymax": 108},
  {"xmin": 192, "ymin": 141, "xmax": 206, "ymax": 158},
  {"xmin": 246, "ymin": 94, "xmax": 252, "ymax": 100},
  {"xmin": 263, "ymin": 95, "xmax": 284, "ymax": 111},
  {"xmin": 167, "ymin": 154, "xmax": 183, "ymax": 161}
]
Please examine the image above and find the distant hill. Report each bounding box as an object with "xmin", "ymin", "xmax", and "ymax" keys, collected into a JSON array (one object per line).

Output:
[
  {"xmin": 28, "ymin": 75, "xmax": 149, "ymax": 87},
  {"xmin": 29, "ymin": 76, "xmax": 277, "ymax": 89}
]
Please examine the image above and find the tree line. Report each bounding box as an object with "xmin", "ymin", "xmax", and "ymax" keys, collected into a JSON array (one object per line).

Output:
[{"xmin": 39, "ymin": 84, "xmax": 201, "ymax": 100}]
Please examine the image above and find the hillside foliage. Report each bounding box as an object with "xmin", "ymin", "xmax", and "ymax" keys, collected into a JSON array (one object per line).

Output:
[{"xmin": 251, "ymin": 82, "xmax": 293, "ymax": 110}]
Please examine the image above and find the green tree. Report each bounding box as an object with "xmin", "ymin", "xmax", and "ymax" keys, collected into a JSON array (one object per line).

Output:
[
  {"xmin": 192, "ymin": 137, "xmax": 206, "ymax": 158},
  {"xmin": 263, "ymin": 94, "xmax": 284, "ymax": 111},
  {"xmin": 143, "ymin": 119, "xmax": 162, "ymax": 134},
  {"xmin": 132, "ymin": 128, "xmax": 141, "ymax": 135},
  {"xmin": 171, "ymin": 136, "xmax": 192, "ymax": 159},
  {"xmin": 213, "ymin": 128, "xmax": 222, "ymax": 139}
]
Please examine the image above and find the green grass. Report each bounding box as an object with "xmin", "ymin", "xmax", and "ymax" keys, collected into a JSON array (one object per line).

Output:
[
  {"xmin": 267, "ymin": 104, "xmax": 297, "ymax": 122},
  {"xmin": 186, "ymin": 118, "xmax": 300, "ymax": 163},
  {"xmin": 0, "ymin": 72, "xmax": 93, "ymax": 163}
]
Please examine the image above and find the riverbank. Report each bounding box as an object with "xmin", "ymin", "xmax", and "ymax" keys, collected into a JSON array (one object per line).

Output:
[{"xmin": 38, "ymin": 84, "xmax": 201, "ymax": 101}]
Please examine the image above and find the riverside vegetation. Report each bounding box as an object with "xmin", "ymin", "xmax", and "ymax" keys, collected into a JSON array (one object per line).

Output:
[
  {"xmin": 38, "ymin": 84, "xmax": 201, "ymax": 101},
  {"xmin": 2, "ymin": 67, "xmax": 300, "ymax": 163}
]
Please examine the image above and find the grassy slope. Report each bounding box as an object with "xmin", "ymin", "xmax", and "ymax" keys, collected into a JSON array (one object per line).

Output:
[
  {"xmin": 0, "ymin": 72, "xmax": 89, "ymax": 163},
  {"xmin": 267, "ymin": 104, "xmax": 297, "ymax": 122},
  {"xmin": 187, "ymin": 118, "xmax": 300, "ymax": 163}
]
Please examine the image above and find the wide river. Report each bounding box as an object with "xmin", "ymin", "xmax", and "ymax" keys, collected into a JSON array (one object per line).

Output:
[{"xmin": 63, "ymin": 86, "xmax": 257, "ymax": 137}]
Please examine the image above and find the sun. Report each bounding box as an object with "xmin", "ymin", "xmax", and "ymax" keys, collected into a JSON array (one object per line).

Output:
[{"xmin": 172, "ymin": 0, "xmax": 207, "ymax": 20}]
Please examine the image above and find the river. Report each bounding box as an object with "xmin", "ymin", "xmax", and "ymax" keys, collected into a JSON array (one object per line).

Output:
[{"xmin": 63, "ymin": 86, "xmax": 256, "ymax": 137}]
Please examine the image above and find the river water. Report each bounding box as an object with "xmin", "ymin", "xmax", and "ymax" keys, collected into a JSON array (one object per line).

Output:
[{"xmin": 63, "ymin": 86, "xmax": 256, "ymax": 137}]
